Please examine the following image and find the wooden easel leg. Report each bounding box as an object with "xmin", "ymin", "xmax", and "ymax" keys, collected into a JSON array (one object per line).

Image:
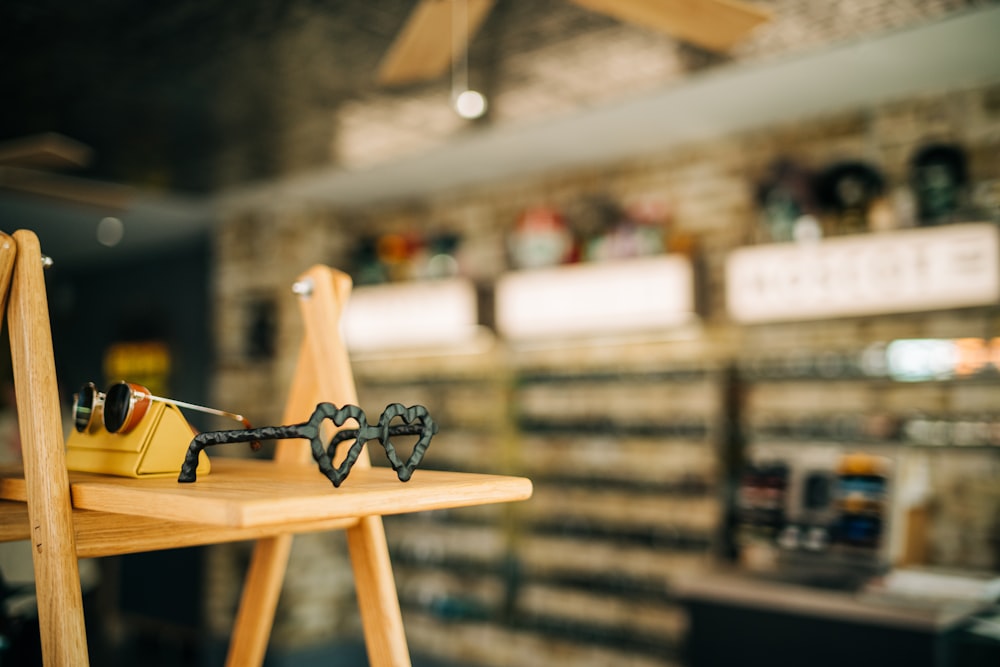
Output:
[
  {"xmin": 225, "ymin": 267, "xmax": 410, "ymax": 666},
  {"xmin": 223, "ymin": 535, "xmax": 294, "ymax": 667},
  {"xmin": 346, "ymin": 515, "xmax": 411, "ymax": 667},
  {"xmin": 8, "ymin": 231, "xmax": 89, "ymax": 666},
  {"xmin": 224, "ymin": 346, "xmax": 318, "ymax": 667}
]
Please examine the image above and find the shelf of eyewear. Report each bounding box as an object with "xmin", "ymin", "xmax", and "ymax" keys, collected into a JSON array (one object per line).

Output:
[
  {"xmin": 512, "ymin": 346, "xmax": 725, "ymax": 667},
  {"xmin": 735, "ymin": 332, "xmax": 1000, "ymax": 575},
  {"xmin": 354, "ymin": 352, "xmax": 541, "ymax": 667},
  {"xmin": 748, "ymin": 412, "xmax": 1000, "ymax": 448},
  {"xmin": 739, "ymin": 341, "xmax": 1000, "ymax": 448},
  {"xmin": 353, "ymin": 344, "xmax": 727, "ymax": 667}
]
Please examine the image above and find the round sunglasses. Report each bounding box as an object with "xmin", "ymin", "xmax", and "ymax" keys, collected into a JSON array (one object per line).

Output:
[{"xmin": 73, "ymin": 381, "xmax": 252, "ymax": 435}]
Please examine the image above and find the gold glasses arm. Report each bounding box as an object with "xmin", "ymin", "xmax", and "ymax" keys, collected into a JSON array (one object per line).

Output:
[{"xmin": 149, "ymin": 394, "xmax": 252, "ymax": 431}]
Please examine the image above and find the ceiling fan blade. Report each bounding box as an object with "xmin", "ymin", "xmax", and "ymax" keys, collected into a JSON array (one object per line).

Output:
[
  {"xmin": 0, "ymin": 132, "xmax": 94, "ymax": 170},
  {"xmin": 0, "ymin": 166, "xmax": 133, "ymax": 211},
  {"xmin": 569, "ymin": 0, "xmax": 771, "ymax": 52},
  {"xmin": 377, "ymin": 0, "xmax": 496, "ymax": 87}
]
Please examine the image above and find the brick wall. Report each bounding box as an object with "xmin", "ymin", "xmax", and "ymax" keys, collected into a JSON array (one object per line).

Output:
[
  {"xmin": 212, "ymin": 0, "xmax": 993, "ymax": 183},
  {"xmin": 210, "ymin": 80, "xmax": 1000, "ymax": 653}
]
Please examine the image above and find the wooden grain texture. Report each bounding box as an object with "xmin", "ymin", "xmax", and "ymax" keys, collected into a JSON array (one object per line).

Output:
[
  {"xmin": 0, "ymin": 258, "xmax": 532, "ymax": 667},
  {"xmin": 303, "ymin": 267, "xmax": 410, "ymax": 667},
  {"xmin": 0, "ymin": 500, "xmax": 29, "ymax": 542},
  {"xmin": 0, "ymin": 501, "xmax": 358, "ymax": 558},
  {"xmin": 377, "ymin": 0, "xmax": 496, "ymax": 86},
  {"xmin": 0, "ymin": 232, "xmax": 15, "ymax": 336},
  {"xmin": 224, "ymin": 348, "xmax": 312, "ymax": 667},
  {"xmin": 569, "ymin": 0, "xmax": 771, "ymax": 52},
  {"xmin": 349, "ymin": 515, "xmax": 409, "ymax": 666},
  {"xmin": 226, "ymin": 266, "xmax": 361, "ymax": 667},
  {"xmin": 224, "ymin": 534, "xmax": 293, "ymax": 667},
  {"xmin": 72, "ymin": 512, "xmax": 359, "ymax": 558},
  {"xmin": 8, "ymin": 230, "xmax": 89, "ymax": 666},
  {"xmin": 0, "ymin": 237, "xmax": 23, "ymax": 548},
  {"xmin": 274, "ymin": 344, "xmax": 322, "ymax": 464},
  {"xmin": 0, "ymin": 459, "xmax": 532, "ymax": 527}
]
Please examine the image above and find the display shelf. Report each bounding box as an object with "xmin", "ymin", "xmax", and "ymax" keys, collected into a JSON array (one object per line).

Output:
[
  {"xmin": 0, "ymin": 459, "xmax": 531, "ymax": 528},
  {"xmin": 509, "ymin": 343, "xmax": 729, "ymax": 666},
  {"xmin": 515, "ymin": 579, "xmax": 687, "ymax": 648},
  {"xmin": 402, "ymin": 611, "xmax": 681, "ymax": 667},
  {"xmin": 518, "ymin": 533, "xmax": 711, "ymax": 583},
  {"xmin": 518, "ymin": 434, "xmax": 717, "ymax": 490},
  {"xmin": 388, "ymin": 528, "xmax": 517, "ymax": 629},
  {"xmin": 350, "ymin": 337, "xmax": 729, "ymax": 667},
  {"xmin": 353, "ymin": 350, "xmax": 521, "ymax": 667},
  {"xmin": 732, "ymin": 306, "xmax": 1000, "ymax": 573}
]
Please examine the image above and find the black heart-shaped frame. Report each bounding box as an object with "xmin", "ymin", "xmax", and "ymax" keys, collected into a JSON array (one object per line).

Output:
[{"xmin": 178, "ymin": 402, "xmax": 438, "ymax": 488}]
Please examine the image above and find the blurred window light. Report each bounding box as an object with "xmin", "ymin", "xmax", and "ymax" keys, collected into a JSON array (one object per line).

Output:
[
  {"xmin": 954, "ymin": 337, "xmax": 992, "ymax": 376},
  {"xmin": 886, "ymin": 339, "xmax": 958, "ymax": 382}
]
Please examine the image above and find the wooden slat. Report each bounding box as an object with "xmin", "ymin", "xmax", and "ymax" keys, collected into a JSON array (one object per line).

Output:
[
  {"xmin": 0, "ymin": 460, "xmax": 533, "ymax": 529},
  {"xmin": 570, "ymin": 0, "xmax": 771, "ymax": 52},
  {"xmin": 224, "ymin": 342, "xmax": 321, "ymax": 667},
  {"xmin": 227, "ymin": 266, "xmax": 368, "ymax": 667},
  {"xmin": 225, "ymin": 535, "xmax": 290, "ymax": 667},
  {"xmin": 0, "ymin": 500, "xmax": 30, "ymax": 542},
  {"xmin": 296, "ymin": 266, "xmax": 413, "ymax": 667},
  {"xmin": 348, "ymin": 513, "xmax": 409, "ymax": 666},
  {"xmin": 0, "ymin": 232, "xmax": 15, "ymax": 336},
  {"xmin": 377, "ymin": 0, "xmax": 496, "ymax": 86},
  {"xmin": 0, "ymin": 500, "xmax": 358, "ymax": 558},
  {"xmin": 72, "ymin": 512, "xmax": 359, "ymax": 559},
  {"xmin": 9, "ymin": 229, "xmax": 89, "ymax": 667}
]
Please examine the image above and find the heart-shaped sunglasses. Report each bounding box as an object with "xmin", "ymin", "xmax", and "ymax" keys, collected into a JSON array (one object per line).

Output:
[{"xmin": 177, "ymin": 402, "xmax": 437, "ymax": 488}]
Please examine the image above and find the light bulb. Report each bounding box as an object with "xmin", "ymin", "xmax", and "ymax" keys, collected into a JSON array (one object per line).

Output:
[
  {"xmin": 454, "ymin": 90, "xmax": 487, "ymax": 119},
  {"xmin": 97, "ymin": 217, "xmax": 124, "ymax": 247}
]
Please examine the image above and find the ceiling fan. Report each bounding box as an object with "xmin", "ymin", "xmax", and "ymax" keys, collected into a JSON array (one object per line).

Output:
[
  {"xmin": 0, "ymin": 133, "xmax": 133, "ymax": 211},
  {"xmin": 377, "ymin": 0, "xmax": 772, "ymax": 87}
]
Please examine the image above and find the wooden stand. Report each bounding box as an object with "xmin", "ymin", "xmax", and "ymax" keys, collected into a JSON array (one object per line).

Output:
[{"xmin": 0, "ymin": 230, "xmax": 532, "ymax": 666}]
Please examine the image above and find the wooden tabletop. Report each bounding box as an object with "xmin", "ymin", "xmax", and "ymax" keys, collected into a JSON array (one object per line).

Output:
[{"xmin": 0, "ymin": 458, "xmax": 532, "ymax": 529}]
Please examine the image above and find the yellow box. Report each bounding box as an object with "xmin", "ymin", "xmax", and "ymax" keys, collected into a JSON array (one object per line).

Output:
[{"xmin": 66, "ymin": 402, "xmax": 211, "ymax": 478}]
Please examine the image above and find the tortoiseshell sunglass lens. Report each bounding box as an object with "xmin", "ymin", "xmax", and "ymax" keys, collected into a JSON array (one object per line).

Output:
[
  {"xmin": 103, "ymin": 382, "xmax": 135, "ymax": 434},
  {"xmin": 73, "ymin": 382, "xmax": 98, "ymax": 433}
]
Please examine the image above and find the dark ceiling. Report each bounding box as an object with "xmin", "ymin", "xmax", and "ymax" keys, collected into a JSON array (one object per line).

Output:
[
  {"xmin": 3, "ymin": 0, "xmax": 998, "ymax": 270},
  {"xmin": 6, "ymin": 1, "xmax": 998, "ymax": 197},
  {"xmin": 1, "ymin": 0, "xmax": 400, "ymax": 191},
  {"xmin": 0, "ymin": 0, "xmax": 624, "ymax": 193}
]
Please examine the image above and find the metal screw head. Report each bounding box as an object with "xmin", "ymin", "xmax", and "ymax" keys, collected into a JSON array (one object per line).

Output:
[
  {"xmin": 292, "ymin": 278, "xmax": 313, "ymax": 298},
  {"xmin": 41, "ymin": 255, "xmax": 54, "ymax": 269}
]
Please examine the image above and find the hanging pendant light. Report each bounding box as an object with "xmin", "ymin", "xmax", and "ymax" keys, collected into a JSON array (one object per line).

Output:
[{"xmin": 451, "ymin": 0, "xmax": 487, "ymax": 119}]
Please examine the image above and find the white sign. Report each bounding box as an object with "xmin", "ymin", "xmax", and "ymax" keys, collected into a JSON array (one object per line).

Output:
[
  {"xmin": 495, "ymin": 255, "xmax": 696, "ymax": 341},
  {"xmin": 342, "ymin": 278, "xmax": 480, "ymax": 352},
  {"xmin": 726, "ymin": 223, "xmax": 1000, "ymax": 323}
]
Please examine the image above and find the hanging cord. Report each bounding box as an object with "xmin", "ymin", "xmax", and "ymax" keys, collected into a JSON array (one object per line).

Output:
[{"xmin": 451, "ymin": 0, "xmax": 469, "ymax": 103}]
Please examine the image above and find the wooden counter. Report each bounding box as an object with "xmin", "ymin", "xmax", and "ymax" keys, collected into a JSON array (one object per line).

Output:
[
  {"xmin": 673, "ymin": 569, "xmax": 980, "ymax": 632},
  {"xmin": 673, "ymin": 568, "xmax": 987, "ymax": 667}
]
